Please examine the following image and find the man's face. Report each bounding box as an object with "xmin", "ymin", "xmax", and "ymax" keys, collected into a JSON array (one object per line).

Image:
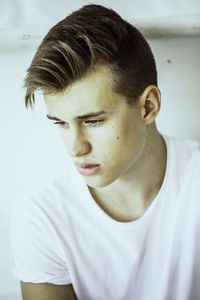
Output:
[{"xmin": 44, "ymin": 66, "xmax": 146, "ymax": 188}]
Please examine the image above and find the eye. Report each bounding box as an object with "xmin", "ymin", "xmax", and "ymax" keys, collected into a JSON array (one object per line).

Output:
[
  {"xmin": 84, "ymin": 119, "xmax": 103, "ymax": 126},
  {"xmin": 53, "ymin": 121, "xmax": 69, "ymax": 128}
]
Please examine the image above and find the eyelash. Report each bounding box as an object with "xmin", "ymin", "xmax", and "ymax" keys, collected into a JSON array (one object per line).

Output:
[
  {"xmin": 53, "ymin": 120, "xmax": 103, "ymax": 128},
  {"xmin": 53, "ymin": 121, "xmax": 69, "ymax": 128}
]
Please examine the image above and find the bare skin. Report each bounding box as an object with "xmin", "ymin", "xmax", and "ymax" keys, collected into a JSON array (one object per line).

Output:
[
  {"xmin": 89, "ymin": 123, "xmax": 167, "ymax": 222},
  {"xmin": 20, "ymin": 282, "xmax": 77, "ymax": 300},
  {"xmin": 22, "ymin": 66, "xmax": 167, "ymax": 299},
  {"xmin": 45, "ymin": 65, "xmax": 167, "ymax": 222}
]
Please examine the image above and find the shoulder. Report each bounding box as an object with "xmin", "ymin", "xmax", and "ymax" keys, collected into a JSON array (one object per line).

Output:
[
  {"xmin": 10, "ymin": 168, "xmax": 84, "ymax": 285},
  {"xmin": 164, "ymin": 134, "xmax": 200, "ymax": 159},
  {"xmin": 13, "ymin": 167, "xmax": 81, "ymax": 216},
  {"xmin": 10, "ymin": 170, "xmax": 80, "ymax": 285},
  {"xmin": 10, "ymin": 167, "xmax": 86, "ymax": 245},
  {"xmin": 174, "ymin": 136, "xmax": 200, "ymax": 175},
  {"xmin": 168, "ymin": 135, "xmax": 200, "ymax": 194},
  {"xmin": 164, "ymin": 134, "xmax": 200, "ymax": 176}
]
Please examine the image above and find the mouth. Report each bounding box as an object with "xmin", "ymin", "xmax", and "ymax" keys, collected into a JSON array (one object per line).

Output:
[{"xmin": 75, "ymin": 163, "xmax": 101, "ymax": 176}]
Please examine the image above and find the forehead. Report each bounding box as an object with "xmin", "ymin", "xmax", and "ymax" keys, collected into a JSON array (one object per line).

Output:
[{"xmin": 44, "ymin": 66, "xmax": 124, "ymax": 117}]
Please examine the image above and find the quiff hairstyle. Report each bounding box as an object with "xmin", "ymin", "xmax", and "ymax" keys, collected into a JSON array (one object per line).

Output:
[{"xmin": 24, "ymin": 4, "xmax": 157, "ymax": 108}]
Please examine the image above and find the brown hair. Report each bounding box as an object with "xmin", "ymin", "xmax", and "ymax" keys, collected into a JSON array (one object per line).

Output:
[{"xmin": 24, "ymin": 4, "xmax": 157, "ymax": 108}]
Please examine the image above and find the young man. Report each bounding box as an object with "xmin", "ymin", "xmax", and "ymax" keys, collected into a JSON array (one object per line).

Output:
[{"xmin": 10, "ymin": 4, "xmax": 200, "ymax": 300}]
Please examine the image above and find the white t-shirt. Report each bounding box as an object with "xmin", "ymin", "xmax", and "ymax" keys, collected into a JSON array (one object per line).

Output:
[{"xmin": 10, "ymin": 135, "xmax": 200, "ymax": 300}]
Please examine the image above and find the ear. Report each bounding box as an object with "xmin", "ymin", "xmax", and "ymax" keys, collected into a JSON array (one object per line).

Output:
[{"xmin": 139, "ymin": 85, "xmax": 161, "ymax": 125}]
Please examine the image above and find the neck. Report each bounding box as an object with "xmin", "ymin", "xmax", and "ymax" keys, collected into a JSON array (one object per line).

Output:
[{"xmin": 89, "ymin": 123, "xmax": 167, "ymax": 220}]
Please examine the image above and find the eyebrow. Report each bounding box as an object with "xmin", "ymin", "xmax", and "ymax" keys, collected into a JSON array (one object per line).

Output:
[{"xmin": 46, "ymin": 110, "xmax": 107, "ymax": 121}]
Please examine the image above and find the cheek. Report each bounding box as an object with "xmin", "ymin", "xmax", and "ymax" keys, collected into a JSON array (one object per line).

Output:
[
  {"xmin": 100, "ymin": 123, "xmax": 144, "ymax": 166},
  {"xmin": 97, "ymin": 134, "xmax": 125, "ymax": 164}
]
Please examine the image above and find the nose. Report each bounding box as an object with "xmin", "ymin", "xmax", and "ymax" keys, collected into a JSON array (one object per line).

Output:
[{"xmin": 68, "ymin": 136, "xmax": 92, "ymax": 157}]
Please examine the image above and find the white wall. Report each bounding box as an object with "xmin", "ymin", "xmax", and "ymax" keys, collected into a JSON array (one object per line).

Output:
[
  {"xmin": 1, "ymin": 0, "xmax": 200, "ymax": 28},
  {"xmin": 1, "ymin": 1, "xmax": 200, "ymax": 299}
]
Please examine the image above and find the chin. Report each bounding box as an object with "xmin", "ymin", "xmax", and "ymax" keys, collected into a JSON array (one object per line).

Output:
[{"xmin": 84, "ymin": 173, "xmax": 118, "ymax": 189}]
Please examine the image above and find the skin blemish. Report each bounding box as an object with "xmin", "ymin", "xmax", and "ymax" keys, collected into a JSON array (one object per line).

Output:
[{"xmin": 116, "ymin": 136, "xmax": 119, "ymax": 140}]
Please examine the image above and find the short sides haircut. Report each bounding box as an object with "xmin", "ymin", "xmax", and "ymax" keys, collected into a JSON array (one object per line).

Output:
[{"xmin": 24, "ymin": 4, "xmax": 158, "ymax": 108}]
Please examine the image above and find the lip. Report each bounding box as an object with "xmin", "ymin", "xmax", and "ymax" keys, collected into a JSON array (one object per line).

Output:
[{"xmin": 75, "ymin": 163, "xmax": 101, "ymax": 176}]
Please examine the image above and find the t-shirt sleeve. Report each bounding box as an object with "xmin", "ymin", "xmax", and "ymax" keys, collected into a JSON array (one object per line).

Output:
[{"xmin": 10, "ymin": 198, "xmax": 72, "ymax": 285}]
